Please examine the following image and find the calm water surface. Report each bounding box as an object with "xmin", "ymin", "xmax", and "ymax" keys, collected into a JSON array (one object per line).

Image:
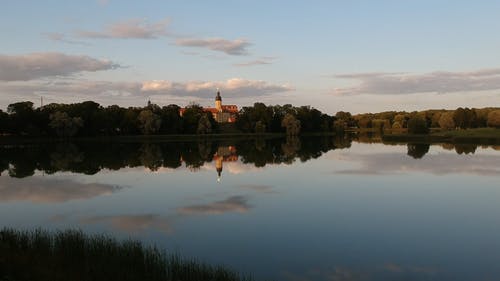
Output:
[{"xmin": 0, "ymin": 137, "xmax": 499, "ymax": 281}]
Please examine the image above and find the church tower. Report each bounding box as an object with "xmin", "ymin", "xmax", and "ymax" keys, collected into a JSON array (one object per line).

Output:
[
  {"xmin": 215, "ymin": 156, "xmax": 223, "ymax": 182},
  {"xmin": 215, "ymin": 90, "xmax": 222, "ymax": 112}
]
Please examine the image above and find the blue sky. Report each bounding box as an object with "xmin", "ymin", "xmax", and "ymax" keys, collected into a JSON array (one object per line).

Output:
[{"xmin": 1, "ymin": 0, "xmax": 500, "ymax": 113}]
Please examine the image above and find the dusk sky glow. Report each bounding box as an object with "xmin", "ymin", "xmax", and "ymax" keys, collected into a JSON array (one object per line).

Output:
[{"xmin": 1, "ymin": 1, "xmax": 500, "ymax": 113}]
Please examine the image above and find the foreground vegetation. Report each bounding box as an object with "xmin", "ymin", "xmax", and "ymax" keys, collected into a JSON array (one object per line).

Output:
[{"xmin": 0, "ymin": 228, "xmax": 255, "ymax": 281}]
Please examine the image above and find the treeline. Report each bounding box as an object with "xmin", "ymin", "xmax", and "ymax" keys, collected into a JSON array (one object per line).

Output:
[
  {"xmin": 1, "ymin": 101, "xmax": 499, "ymax": 137},
  {"xmin": 0, "ymin": 101, "xmax": 216, "ymax": 137},
  {"xmin": 352, "ymin": 107, "xmax": 500, "ymax": 134},
  {"xmin": 0, "ymin": 101, "xmax": 345, "ymax": 137}
]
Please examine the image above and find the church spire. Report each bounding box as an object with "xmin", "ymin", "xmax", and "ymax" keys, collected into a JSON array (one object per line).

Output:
[
  {"xmin": 215, "ymin": 89, "xmax": 222, "ymax": 101},
  {"xmin": 215, "ymin": 89, "xmax": 222, "ymax": 112}
]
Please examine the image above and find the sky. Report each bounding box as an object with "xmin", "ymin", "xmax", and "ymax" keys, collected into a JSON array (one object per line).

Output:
[{"xmin": 1, "ymin": 0, "xmax": 500, "ymax": 114}]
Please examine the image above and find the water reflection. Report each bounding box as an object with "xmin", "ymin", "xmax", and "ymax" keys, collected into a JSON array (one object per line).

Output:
[
  {"xmin": 0, "ymin": 137, "xmax": 498, "ymax": 179},
  {"xmin": 0, "ymin": 136, "xmax": 351, "ymax": 178},
  {"xmin": 0, "ymin": 137, "xmax": 499, "ymax": 281}
]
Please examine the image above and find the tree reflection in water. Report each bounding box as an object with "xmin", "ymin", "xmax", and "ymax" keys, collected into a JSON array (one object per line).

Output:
[{"xmin": 0, "ymin": 136, "xmax": 489, "ymax": 178}]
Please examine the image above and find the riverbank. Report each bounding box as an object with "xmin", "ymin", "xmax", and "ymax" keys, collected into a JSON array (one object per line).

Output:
[
  {"xmin": 382, "ymin": 128, "xmax": 500, "ymax": 144},
  {"xmin": 0, "ymin": 228, "xmax": 255, "ymax": 281}
]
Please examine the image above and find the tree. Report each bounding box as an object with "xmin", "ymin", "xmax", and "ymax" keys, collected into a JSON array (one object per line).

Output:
[
  {"xmin": 70, "ymin": 101, "xmax": 102, "ymax": 136},
  {"xmin": 371, "ymin": 119, "xmax": 390, "ymax": 132},
  {"xmin": 137, "ymin": 110, "xmax": 161, "ymax": 135},
  {"xmin": 281, "ymin": 113, "xmax": 301, "ymax": 136},
  {"xmin": 453, "ymin": 107, "xmax": 476, "ymax": 129},
  {"xmin": 392, "ymin": 121, "xmax": 402, "ymax": 130},
  {"xmin": 332, "ymin": 119, "xmax": 347, "ymax": 133},
  {"xmin": 357, "ymin": 117, "xmax": 372, "ymax": 129},
  {"xmin": 7, "ymin": 101, "xmax": 36, "ymax": 135},
  {"xmin": 254, "ymin": 121, "xmax": 266, "ymax": 134},
  {"xmin": 197, "ymin": 114, "xmax": 212, "ymax": 134},
  {"xmin": 487, "ymin": 110, "xmax": 500, "ymax": 128},
  {"xmin": 182, "ymin": 103, "xmax": 204, "ymax": 134},
  {"xmin": 159, "ymin": 104, "xmax": 182, "ymax": 134},
  {"xmin": 48, "ymin": 111, "xmax": 84, "ymax": 137},
  {"xmin": 407, "ymin": 116, "xmax": 429, "ymax": 134},
  {"xmin": 438, "ymin": 112, "xmax": 455, "ymax": 130},
  {"xmin": 0, "ymin": 110, "xmax": 9, "ymax": 134},
  {"xmin": 393, "ymin": 114, "xmax": 408, "ymax": 128}
]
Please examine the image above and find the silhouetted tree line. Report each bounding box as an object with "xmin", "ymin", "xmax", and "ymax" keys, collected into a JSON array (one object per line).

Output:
[
  {"xmin": 0, "ymin": 101, "xmax": 352, "ymax": 137},
  {"xmin": 235, "ymin": 103, "xmax": 337, "ymax": 134},
  {"xmin": 0, "ymin": 137, "xmax": 351, "ymax": 178},
  {"xmin": 0, "ymin": 101, "xmax": 216, "ymax": 137},
  {"xmin": 1, "ymin": 101, "xmax": 498, "ymax": 137}
]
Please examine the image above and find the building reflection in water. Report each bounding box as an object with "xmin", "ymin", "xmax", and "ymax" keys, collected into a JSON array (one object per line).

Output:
[{"xmin": 213, "ymin": 146, "xmax": 238, "ymax": 182}]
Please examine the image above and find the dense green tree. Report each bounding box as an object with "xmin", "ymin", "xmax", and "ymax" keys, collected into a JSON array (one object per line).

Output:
[
  {"xmin": 0, "ymin": 110, "xmax": 9, "ymax": 134},
  {"xmin": 159, "ymin": 104, "xmax": 182, "ymax": 134},
  {"xmin": 407, "ymin": 116, "xmax": 429, "ymax": 134},
  {"xmin": 137, "ymin": 110, "xmax": 162, "ymax": 135},
  {"xmin": 281, "ymin": 113, "xmax": 301, "ymax": 136},
  {"xmin": 49, "ymin": 111, "xmax": 84, "ymax": 137},
  {"xmin": 254, "ymin": 121, "xmax": 266, "ymax": 134},
  {"xmin": 453, "ymin": 107, "xmax": 476, "ymax": 129},
  {"xmin": 181, "ymin": 103, "xmax": 205, "ymax": 134},
  {"xmin": 7, "ymin": 101, "xmax": 36, "ymax": 135},
  {"xmin": 197, "ymin": 114, "xmax": 212, "ymax": 134},
  {"xmin": 69, "ymin": 101, "xmax": 102, "ymax": 136},
  {"xmin": 333, "ymin": 119, "xmax": 347, "ymax": 133}
]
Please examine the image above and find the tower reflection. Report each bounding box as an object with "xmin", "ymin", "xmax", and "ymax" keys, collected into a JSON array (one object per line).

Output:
[{"xmin": 213, "ymin": 146, "xmax": 238, "ymax": 182}]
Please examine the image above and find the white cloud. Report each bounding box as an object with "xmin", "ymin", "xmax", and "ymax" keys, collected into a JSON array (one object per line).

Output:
[
  {"xmin": 175, "ymin": 37, "xmax": 251, "ymax": 55},
  {"xmin": 0, "ymin": 78, "xmax": 293, "ymax": 109},
  {"xmin": 76, "ymin": 18, "xmax": 170, "ymax": 39},
  {"xmin": 142, "ymin": 78, "xmax": 293, "ymax": 97},
  {"xmin": 0, "ymin": 52, "xmax": 120, "ymax": 81},
  {"xmin": 333, "ymin": 68, "xmax": 500, "ymax": 95}
]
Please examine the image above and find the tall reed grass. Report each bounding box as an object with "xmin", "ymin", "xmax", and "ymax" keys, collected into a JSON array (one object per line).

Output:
[{"xmin": 0, "ymin": 228, "xmax": 255, "ymax": 281}]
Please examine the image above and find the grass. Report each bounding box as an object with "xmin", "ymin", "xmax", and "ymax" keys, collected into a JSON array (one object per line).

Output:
[
  {"xmin": 382, "ymin": 128, "xmax": 500, "ymax": 144},
  {"xmin": 432, "ymin": 127, "xmax": 500, "ymax": 138},
  {"xmin": 0, "ymin": 228, "xmax": 256, "ymax": 281}
]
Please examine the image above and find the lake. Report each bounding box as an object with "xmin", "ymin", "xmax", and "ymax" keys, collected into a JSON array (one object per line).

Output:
[{"xmin": 0, "ymin": 136, "xmax": 499, "ymax": 281}]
